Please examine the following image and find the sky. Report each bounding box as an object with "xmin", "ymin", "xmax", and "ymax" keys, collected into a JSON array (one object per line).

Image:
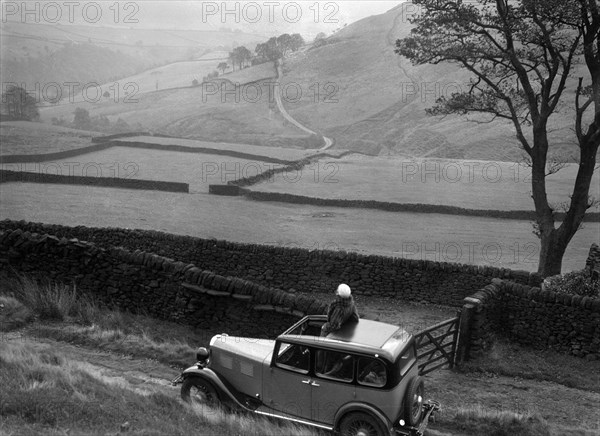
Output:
[{"xmin": 1, "ymin": 1, "xmax": 402, "ymax": 37}]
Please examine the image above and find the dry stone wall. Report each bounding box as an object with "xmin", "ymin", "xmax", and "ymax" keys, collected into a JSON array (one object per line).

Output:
[
  {"xmin": 464, "ymin": 278, "xmax": 600, "ymax": 358},
  {"xmin": 0, "ymin": 228, "xmax": 328, "ymax": 339},
  {"xmin": 0, "ymin": 170, "xmax": 189, "ymax": 193},
  {"xmin": 0, "ymin": 220, "xmax": 543, "ymax": 307}
]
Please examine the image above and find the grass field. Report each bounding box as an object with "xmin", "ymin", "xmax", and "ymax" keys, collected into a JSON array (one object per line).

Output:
[
  {"xmin": 0, "ymin": 122, "xmax": 318, "ymax": 159},
  {"xmin": 112, "ymin": 136, "xmax": 318, "ymax": 160},
  {"xmin": 1, "ymin": 182, "xmax": 596, "ymax": 272},
  {"xmin": 73, "ymin": 58, "xmax": 230, "ymax": 101},
  {"xmin": 54, "ymin": 59, "xmax": 277, "ymax": 105},
  {"xmin": 0, "ymin": 122, "xmax": 101, "ymax": 155},
  {"xmin": 252, "ymin": 155, "xmax": 600, "ymax": 211},
  {"xmin": 1, "ymin": 146, "xmax": 271, "ymax": 194}
]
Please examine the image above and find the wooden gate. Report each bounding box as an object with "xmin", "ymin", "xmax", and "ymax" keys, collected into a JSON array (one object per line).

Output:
[{"xmin": 414, "ymin": 314, "xmax": 460, "ymax": 375}]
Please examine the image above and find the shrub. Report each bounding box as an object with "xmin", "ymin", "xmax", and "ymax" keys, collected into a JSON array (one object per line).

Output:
[{"xmin": 543, "ymin": 270, "xmax": 599, "ymax": 298}]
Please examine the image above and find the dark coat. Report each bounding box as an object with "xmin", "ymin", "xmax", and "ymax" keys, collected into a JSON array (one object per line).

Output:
[{"xmin": 322, "ymin": 295, "xmax": 359, "ymax": 334}]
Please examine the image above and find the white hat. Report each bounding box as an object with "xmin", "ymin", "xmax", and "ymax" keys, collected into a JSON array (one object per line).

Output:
[{"xmin": 336, "ymin": 283, "xmax": 351, "ymax": 298}]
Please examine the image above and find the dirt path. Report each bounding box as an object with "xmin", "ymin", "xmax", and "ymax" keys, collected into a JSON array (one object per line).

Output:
[{"xmin": 3, "ymin": 331, "xmax": 181, "ymax": 398}]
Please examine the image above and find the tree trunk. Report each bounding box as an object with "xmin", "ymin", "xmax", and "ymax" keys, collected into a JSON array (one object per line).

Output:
[
  {"xmin": 538, "ymin": 228, "xmax": 567, "ymax": 277},
  {"xmin": 537, "ymin": 125, "xmax": 599, "ymax": 277},
  {"xmin": 530, "ymin": 124, "xmax": 560, "ymax": 277}
]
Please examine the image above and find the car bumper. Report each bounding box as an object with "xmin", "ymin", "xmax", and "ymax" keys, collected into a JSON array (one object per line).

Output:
[
  {"xmin": 394, "ymin": 400, "xmax": 441, "ymax": 436},
  {"xmin": 171, "ymin": 374, "xmax": 184, "ymax": 386}
]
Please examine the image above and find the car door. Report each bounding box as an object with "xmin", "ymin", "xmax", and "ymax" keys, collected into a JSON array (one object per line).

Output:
[
  {"xmin": 262, "ymin": 341, "xmax": 312, "ymax": 419},
  {"xmin": 311, "ymin": 349, "xmax": 356, "ymax": 424}
]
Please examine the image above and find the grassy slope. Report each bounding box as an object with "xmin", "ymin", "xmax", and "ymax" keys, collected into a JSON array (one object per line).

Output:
[
  {"xmin": 38, "ymin": 62, "xmax": 310, "ymax": 145},
  {"xmin": 281, "ymin": 4, "xmax": 587, "ymax": 161},
  {"xmin": 0, "ymin": 121, "xmax": 319, "ymax": 158},
  {"xmin": 0, "ymin": 277, "xmax": 320, "ymax": 436},
  {"xmin": 1, "ymin": 277, "xmax": 598, "ymax": 436},
  {"xmin": 2, "ymin": 21, "xmax": 265, "ymax": 85},
  {"xmin": 2, "ymin": 182, "xmax": 597, "ymax": 273},
  {"xmin": 0, "ymin": 121, "xmax": 102, "ymax": 155}
]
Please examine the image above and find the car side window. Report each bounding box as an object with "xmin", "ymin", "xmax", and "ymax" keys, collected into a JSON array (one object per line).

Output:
[
  {"xmin": 315, "ymin": 350, "xmax": 354, "ymax": 382},
  {"xmin": 275, "ymin": 342, "xmax": 310, "ymax": 374},
  {"xmin": 357, "ymin": 357, "xmax": 387, "ymax": 387}
]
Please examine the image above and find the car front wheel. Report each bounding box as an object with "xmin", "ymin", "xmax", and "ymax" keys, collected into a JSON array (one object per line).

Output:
[
  {"xmin": 181, "ymin": 377, "xmax": 219, "ymax": 407},
  {"xmin": 339, "ymin": 412, "xmax": 389, "ymax": 436}
]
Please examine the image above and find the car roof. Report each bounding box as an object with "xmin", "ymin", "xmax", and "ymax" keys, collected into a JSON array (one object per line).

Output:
[{"xmin": 278, "ymin": 319, "xmax": 412, "ymax": 361}]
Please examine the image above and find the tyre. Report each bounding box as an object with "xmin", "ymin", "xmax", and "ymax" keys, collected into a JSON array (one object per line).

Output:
[
  {"xmin": 404, "ymin": 376, "xmax": 425, "ymax": 427},
  {"xmin": 339, "ymin": 411, "xmax": 389, "ymax": 436},
  {"xmin": 181, "ymin": 377, "xmax": 219, "ymax": 407}
]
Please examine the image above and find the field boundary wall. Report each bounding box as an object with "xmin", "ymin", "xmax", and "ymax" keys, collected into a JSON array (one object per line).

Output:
[
  {"xmin": 0, "ymin": 227, "xmax": 327, "ymax": 338},
  {"xmin": 0, "ymin": 220, "xmax": 543, "ymax": 307},
  {"xmin": 460, "ymin": 279, "xmax": 600, "ymax": 358},
  {"xmin": 0, "ymin": 170, "xmax": 189, "ymax": 193}
]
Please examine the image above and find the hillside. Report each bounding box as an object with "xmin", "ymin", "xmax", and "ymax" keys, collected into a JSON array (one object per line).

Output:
[
  {"xmin": 38, "ymin": 62, "xmax": 321, "ymax": 148},
  {"xmin": 14, "ymin": 4, "xmax": 594, "ymax": 160},
  {"xmin": 280, "ymin": 4, "xmax": 589, "ymax": 161},
  {"xmin": 1, "ymin": 21, "xmax": 266, "ymax": 91}
]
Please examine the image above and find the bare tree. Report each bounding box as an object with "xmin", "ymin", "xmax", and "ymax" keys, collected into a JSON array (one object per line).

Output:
[{"xmin": 396, "ymin": 0, "xmax": 599, "ymax": 276}]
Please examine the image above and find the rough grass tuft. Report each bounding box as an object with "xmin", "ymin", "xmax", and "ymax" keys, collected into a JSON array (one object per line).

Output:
[
  {"xmin": 0, "ymin": 295, "xmax": 33, "ymax": 331},
  {"xmin": 2, "ymin": 275, "xmax": 98, "ymax": 323}
]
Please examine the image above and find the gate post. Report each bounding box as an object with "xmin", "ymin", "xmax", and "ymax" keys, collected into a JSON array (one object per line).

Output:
[{"xmin": 455, "ymin": 302, "xmax": 476, "ymax": 364}]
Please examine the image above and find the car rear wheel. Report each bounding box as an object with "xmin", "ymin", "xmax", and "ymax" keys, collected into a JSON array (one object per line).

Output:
[
  {"xmin": 181, "ymin": 377, "xmax": 219, "ymax": 407},
  {"xmin": 339, "ymin": 412, "xmax": 389, "ymax": 436},
  {"xmin": 404, "ymin": 376, "xmax": 425, "ymax": 426}
]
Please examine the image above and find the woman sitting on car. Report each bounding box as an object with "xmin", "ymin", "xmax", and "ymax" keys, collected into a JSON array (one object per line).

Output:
[{"xmin": 321, "ymin": 283, "xmax": 359, "ymax": 336}]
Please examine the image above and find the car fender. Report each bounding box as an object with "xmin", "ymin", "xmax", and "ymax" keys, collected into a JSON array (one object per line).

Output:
[
  {"xmin": 334, "ymin": 401, "xmax": 393, "ymax": 432},
  {"xmin": 181, "ymin": 366, "xmax": 250, "ymax": 411}
]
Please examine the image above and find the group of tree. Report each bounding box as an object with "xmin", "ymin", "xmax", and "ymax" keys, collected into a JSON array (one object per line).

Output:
[
  {"xmin": 395, "ymin": 0, "xmax": 599, "ymax": 276},
  {"xmin": 254, "ymin": 33, "xmax": 304, "ymax": 64},
  {"xmin": 222, "ymin": 33, "xmax": 305, "ymax": 73},
  {"xmin": 228, "ymin": 46, "xmax": 253, "ymax": 71},
  {"xmin": 0, "ymin": 86, "xmax": 39, "ymax": 121}
]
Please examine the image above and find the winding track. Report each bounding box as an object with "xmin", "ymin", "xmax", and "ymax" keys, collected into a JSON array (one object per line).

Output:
[{"xmin": 273, "ymin": 62, "xmax": 334, "ymax": 151}]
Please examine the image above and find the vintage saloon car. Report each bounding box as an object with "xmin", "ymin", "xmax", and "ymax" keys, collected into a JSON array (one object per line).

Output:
[{"xmin": 173, "ymin": 315, "xmax": 439, "ymax": 436}]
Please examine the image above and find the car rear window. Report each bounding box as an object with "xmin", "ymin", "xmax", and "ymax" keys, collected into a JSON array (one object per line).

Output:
[
  {"xmin": 399, "ymin": 346, "xmax": 416, "ymax": 377},
  {"xmin": 357, "ymin": 357, "xmax": 387, "ymax": 387}
]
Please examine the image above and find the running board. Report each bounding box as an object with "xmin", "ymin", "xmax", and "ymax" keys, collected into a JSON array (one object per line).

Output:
[{"xmin": 252, "ymin": 407, "xmax": 334, "ymax": 431}]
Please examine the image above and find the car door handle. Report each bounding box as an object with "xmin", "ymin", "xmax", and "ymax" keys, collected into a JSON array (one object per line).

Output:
[
  {"xmin": 311, "ymin": 381, "xmax": 320, "ymax": 387},
  {"xmin": 301, "ymin": 379, "xmax": 311, "ymax": 384}
]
